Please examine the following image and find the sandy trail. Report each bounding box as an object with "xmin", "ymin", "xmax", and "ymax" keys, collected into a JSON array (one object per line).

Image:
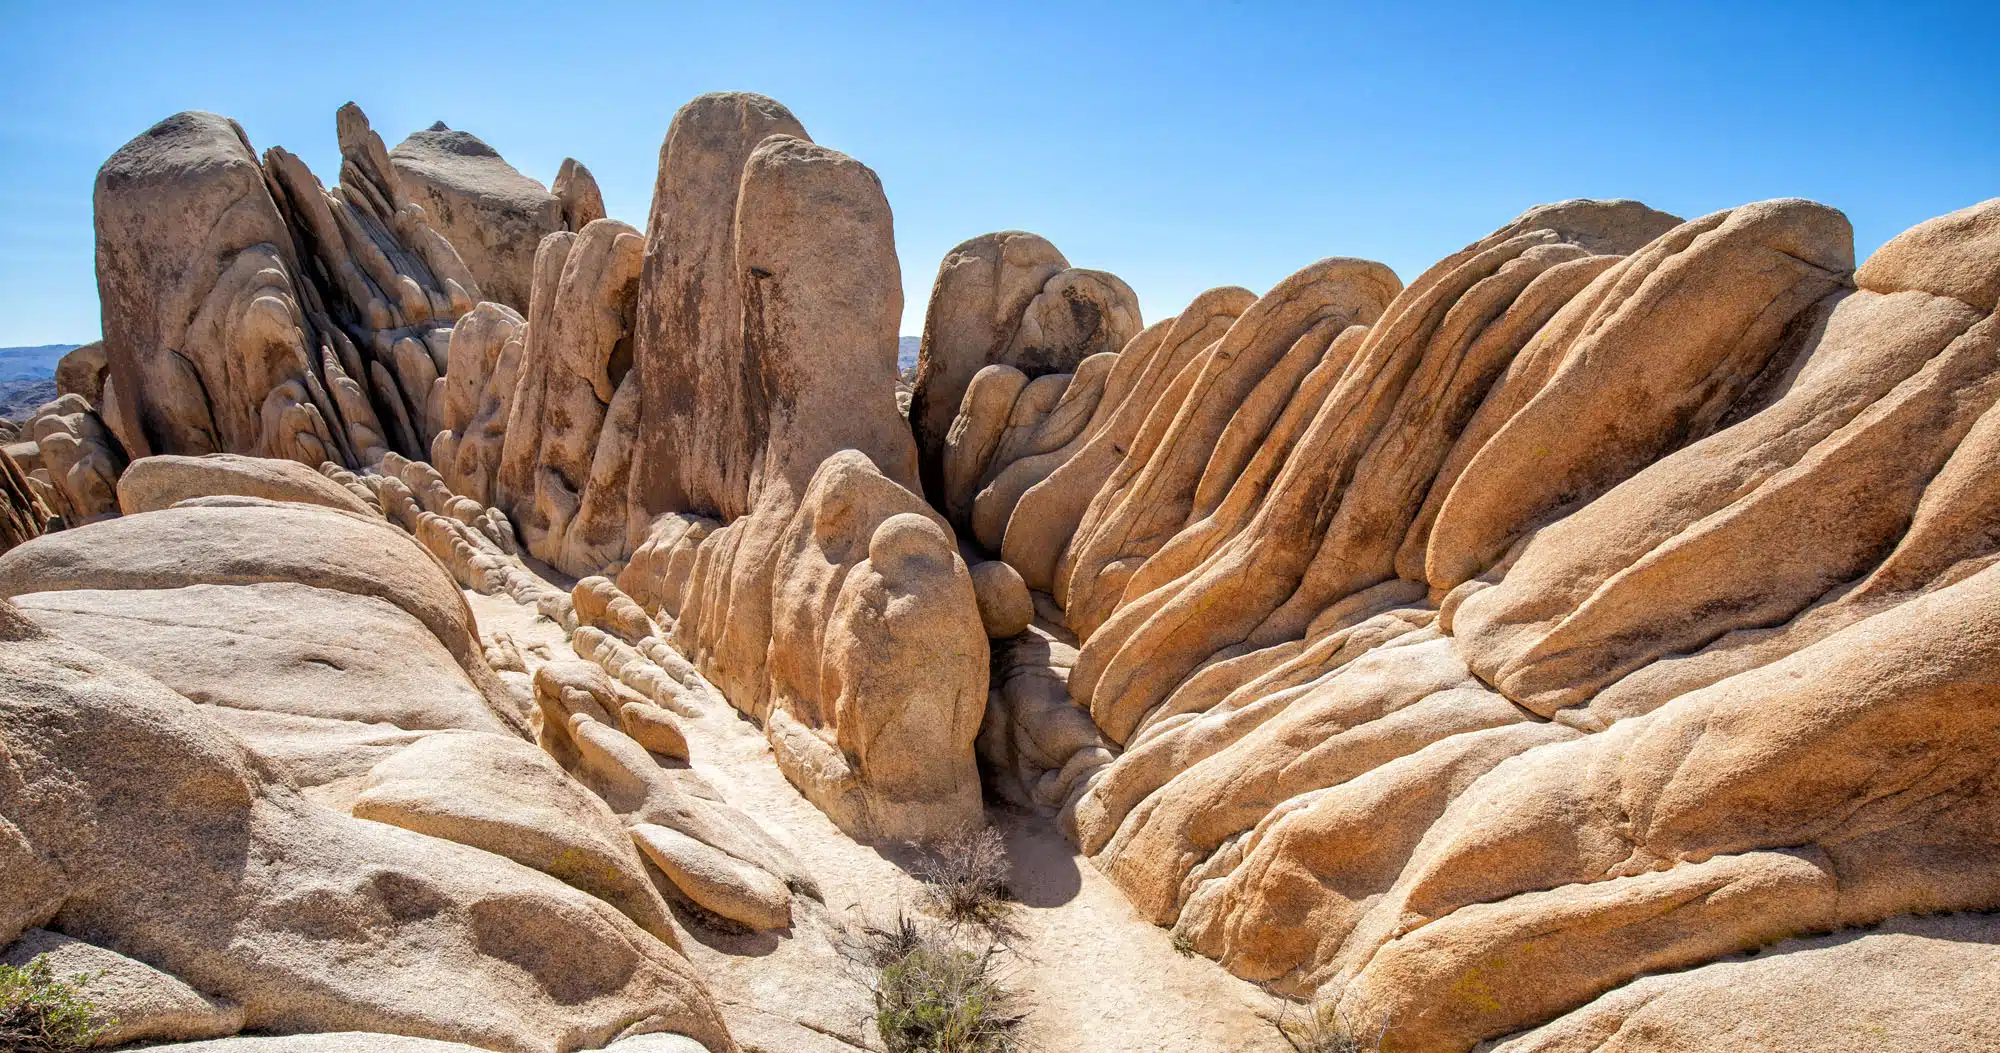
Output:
[{"xmin": 467, "ymin": 589, "xmax": 1291, "ymax": 1052}]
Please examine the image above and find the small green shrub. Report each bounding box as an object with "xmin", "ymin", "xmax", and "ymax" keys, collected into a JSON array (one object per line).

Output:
[
  {"xmin": 862, "ymin": 915, "xmax": 1026, "ymax": 1053},
  {"xmin": 912, "ymin": 823, "xmax": 1016, "ymax": 933},
  {"xmin": 0, "ymin": 954, "xmax": 114, "ymax": 1053},
  {"xmin": 1170, "ymin": 929, "xmax": 1196, "ymax": 957}
]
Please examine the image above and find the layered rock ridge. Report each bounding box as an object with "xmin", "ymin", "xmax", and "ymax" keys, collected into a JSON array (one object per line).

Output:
[{"xmin": 947, "ymin": 196, "xmax": 2000, "ymax": 1050}]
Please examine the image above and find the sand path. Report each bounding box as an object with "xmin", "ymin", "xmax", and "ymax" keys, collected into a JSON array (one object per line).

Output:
[{"xmin": 468, "ymin": 589, "xmax": 1291, "ymax": 1052}]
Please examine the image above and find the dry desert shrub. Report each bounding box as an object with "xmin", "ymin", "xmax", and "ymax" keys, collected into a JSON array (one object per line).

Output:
[
  {"xmin": 1274, "ymin": 987, "xmax": 1387, "ymax": 1053},
  {"xmin": 912, "ymin": 822, "xmax": 1016, "ymax": 932}
]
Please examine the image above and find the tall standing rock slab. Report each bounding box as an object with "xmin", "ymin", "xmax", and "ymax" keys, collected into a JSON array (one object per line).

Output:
[
  {"xmin": 390, "ymin": 124, "xmax": 565, "ymax": 313},
  {"xmin": 628, "ymin": 92, "xmax": 810, "ymax": 526},
  {"xmin": 735, "ymin": 134, "xmax": 917, "ymax": 503},
  {"xmin": 493, "ymin": 220, "xmax": 646, "ymax": 574},
  {"xmin": 607, "ymin": 114, "xmax": 981, "ymax": 844},
  {"xmin": 553, "ymin": 157, "xmax": 608, "ymax": 231}
]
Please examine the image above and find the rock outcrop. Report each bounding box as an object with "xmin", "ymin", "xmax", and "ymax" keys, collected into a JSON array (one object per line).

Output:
[
  {"xmin": 0, "ymin": 442, "xmax": 52, "ymax": 552},
  {"xmin": 910, "ymin": 231, "xmax": 1143, "ymax": 507},
  {"xmin": 47, "ymin": 84, "xmax": 2000, "ymax": 1053},
  {"xmin": 947, "ymin": 196, "xmax": 2000, "ymax": 1052},
  {"xmin": 390, "ymin": 124, "xmax": 569, "ymax": 313},
  {"xmin": 25, "ymin": 393, "xmax": 125, "ymax": 524},
  {"xmin": 93, "ymin": 105, "xmax": 485, "ymax": 471},
  {"xmin": 0, "ymin": 509, "xmax": 735, "ymax": 1051},
  {"xmin": 593, "ymin": 95, "xmax": 986, "ymax": 844}
]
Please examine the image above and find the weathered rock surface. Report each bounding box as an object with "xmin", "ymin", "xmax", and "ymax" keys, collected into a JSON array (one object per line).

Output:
[
  {"xmin": 491, "ymin": 219, "xmax": 646, "ymax": 575},
  {"xmin": 0, "ymin": 442, "xmax": 52, "ymax": 552},
  {"xmin": 553, "ymin": 158, "xmax": 607, "ymax": 232},
  {"xmin": 909, "ymin": 231, "xmax": 1142, "ymax": 505},
  {"xmin": 531, "ymin": 660, "xmax": 815, "ymax": 931},
  {"xmin": 970, "ymin": 559, "xmax": 1034, "ymax": 638},
  {"xmin": 598, "ymin": 95, "xmax": 979, "ymax": 844},
  {"xmin": 627, "ymin": 92, "xmax": 812, "ymax": 526},
  {"xmin": 389, "ymin": 124, "xmax": 564, "ymax": 313},
  {"xmin": 118, "ymin": 452, "xmax": 376, "ymax": 516},
  {"xmin": 95, "ymin": 111, "xmax": 322, "ymax": 461},
  {"xmin": 935, "ymin": 195, "xmax": 2000, "ymax": 1052},
  {"xmin": 12, "ymin": 582, "xmax": 514, "ymax": 736},
  {"xmin": 94, "ymin": 103, "xmax": 495, "ymax": 473},
  {"xmin": 54, "ymin": 340, "xmax": 109, "ymax": 404},
  {"xmin": 1483, "ymin": 912, "xmax": 2000, "ymax": 1053},
  {"xmin": 0, "ymin": 601, "xmax": 735, "ymax": 1053},
  {"xmin": 27, "ymin": 393, "xmax": 125, "ymax": 523},
  {"xmin": 67, "ymin": 86, "xmax": 2000, "ymax": 1053},
  {"xmin": 669, "ymin": 451, "xmax": 987, "ymax": 842},
  {"xmin": 353, "ymin": 730, "xmax": 683, "ymax": 946}
]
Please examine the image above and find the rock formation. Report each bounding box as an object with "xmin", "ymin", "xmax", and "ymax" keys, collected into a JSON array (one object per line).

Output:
[
  {"xmin": 390, "ymin": 123, "xmax": 604, "ymax": 314},
  {"xmin": 0, "ymin": 500, "xmax": 735, "ymax": 1051},
  {"xmin": 910, "ymin": 231, "xmax": 1143, "ymax": 508},
  {"xmin": 91, "ymin": 103, "xmax": 510, "ymax": 473},
  {"xmin": 415, "ymin": 91, "xmax": 984, "ymax": 843},
  {"xmin": 12, "ymin": 84, "xmax": 1999, "ymax": 1053},
  {"xmin": 944, "ymin": 195, "xmax": 2000, "ymax": 1051},
  {"xmin": 0, "ymin": 439, "xmax": 52, "ymax": 551}
]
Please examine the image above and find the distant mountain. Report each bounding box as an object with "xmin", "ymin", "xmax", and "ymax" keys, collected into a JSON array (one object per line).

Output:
[
  {"xmin": 0, "ymin": 344, "xmax": 78, "ymax": 382},
  {"xmin": 898, "ymin": 335, "xmax": 920, "ymax": 373},
  {"xmin": 0, "ymin": 379, "xmax": 57, "ymax": 422},
  {"xmin": 0, "ymin": 345, "xmax": 77, "ymax": 422}
]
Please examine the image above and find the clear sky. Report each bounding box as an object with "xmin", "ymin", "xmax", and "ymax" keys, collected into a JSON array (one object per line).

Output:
[{"xmin": 1, "ymin": 0, "xmax": 1993, "ymax": 346}]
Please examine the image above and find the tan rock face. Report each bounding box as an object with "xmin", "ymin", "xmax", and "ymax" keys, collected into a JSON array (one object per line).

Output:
[
  {"xmin": 262, "ymin": 104, "xmax": 478, "ymax": 463},
  {"xmin": 736, "ymin": 135, "xmax": 918, "ymax": 503},
  {"xmin": 552, "ymin": 157, "xmax": 607, "ymax": 232},
  {"xmin": 28, "ymin": 393, "xmax": 126, "ymax": 523},
  {"xmin": 970, "ymin": 559, "xmax": 1034, "ymax": 638},
  {"xmin": 581, "ymin": 96, "xmax": 982, "ymax": 845},
  {"xmin": 1853, "ymin": 196, "xmax": 2000, "ymax": 312},
  {"xmin": 352, "ymin": 730, "xmax": 683, "ymax": 946},
  {"xmin": 74, "ymin": 87, "xmax": 2000, "ymax": 1053},
  {"xmin": 0, "ymin": 445, "xmax": 51, "ymax": 553},
  {"xmin": 0, "ymin": 500, "xmax": 522, "ymax": 719},
  {"xmin": 54, "ymin": 340, "xmax": 109, "ymax": 404},
  {"xmin": 2, "ymin": 929, "xmax": 245, "ymax": 1047},
  {"xmin": 909, "ymin": 231, "xmax": 1143, "ymax": 505},
  {"xmin": 95, "ymin": 112, "xmax": 317, "ymax": 461},
  {"xmin": 1486, "ymin": 912, "xmax": 2000, "ymax": 1053},
  {"xmin": 118, "ymin": 453, "xmax": 376, "ymax": 516},
  {"xmin": 95, "ymin": 104, "xmax": 491, "ymax": 475},
  {"xmin": 531, "ymin": 660, "xmax": 816, "ymax": 931},
  {"xmin": 389, "ymin": 123, "xmax": 564, "ymax": 313},
  {"xmin": 669, "ymin": 450, "xmax": 988, "ymax": 842},
  {"xmin": 932, "ymin": 195, "xmax": 2000, "ymax": 1052},
  {"xmin": 493, "ymin": 219, "xmax": 646, "ymax": 575},
  {"xmin": 432, "ymin": 300, "xmax": 526, "ymax": 505},
  {"xmin": 1003, "ymin": 289, "xmax": 1253, "ymax": 590},
  {"xmin": 628, "ymin": 92, "xmax": 810, "ymax": 525},
  {"xmin": 0, "ymin": 602, "xmax": 735, "ymax": 1053}
]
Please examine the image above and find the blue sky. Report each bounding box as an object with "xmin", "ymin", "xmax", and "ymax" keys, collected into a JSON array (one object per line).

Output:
[{"xmin": 1, "ymin": 0, "xmax": 1993, "ymax": 345}]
